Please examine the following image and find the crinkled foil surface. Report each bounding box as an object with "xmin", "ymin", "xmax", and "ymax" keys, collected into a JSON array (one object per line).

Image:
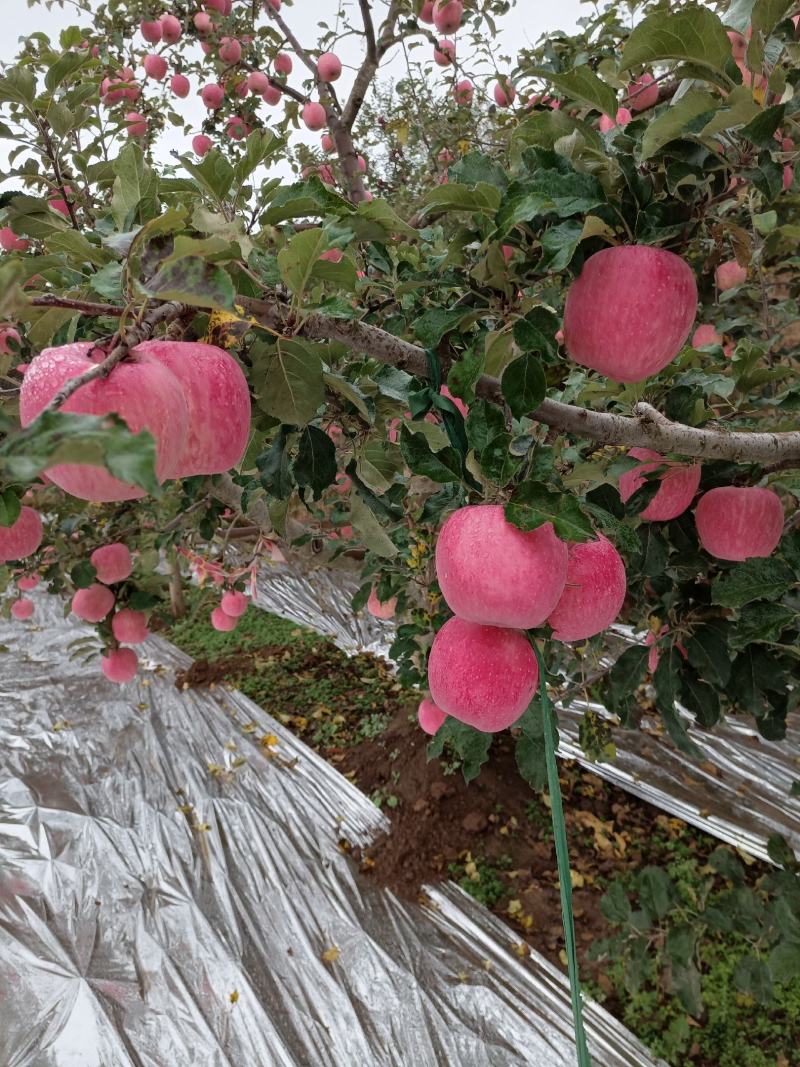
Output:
[
  {"xmin": 0, "ymin": 593, "xmax": 666, "ymax": 1067},
  {"xmin": 253, "ymin": 560, "xmax": 800, "ymax": 865}
]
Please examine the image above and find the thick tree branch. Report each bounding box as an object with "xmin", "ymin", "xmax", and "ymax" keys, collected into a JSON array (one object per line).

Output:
[
  {"xmin": 342, "ymin": 0, "xmax": 404, "ymax": 130},
  {"xmin": 237, "ymin": 294, "xmax": 800, "ymax": 466}
]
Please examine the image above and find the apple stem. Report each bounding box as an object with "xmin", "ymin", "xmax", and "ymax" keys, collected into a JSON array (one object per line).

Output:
[{"xmin": 531, "ymin": 640, "xmax": 593, "ymax": 1067}]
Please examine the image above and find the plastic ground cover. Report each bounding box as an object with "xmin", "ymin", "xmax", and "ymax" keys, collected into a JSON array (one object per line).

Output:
[
  {"xmin": 0, "ymin": 593, "xmax": 666, "ymax": 1066},
  {"xmin": 252, "ymin": 558, "xmax": 800, "ymax": 866}
]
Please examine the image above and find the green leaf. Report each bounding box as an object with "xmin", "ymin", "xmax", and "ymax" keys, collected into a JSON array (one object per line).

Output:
[
  {"xmin": 681, "ymin": 669, "xmax": 721, "ymax": 728},
  {"xmin": 672, "ymin": 963, "xmax": 703, "ymax": 1018},
  {"xmin": 350, "ymin": 492, "xmax": 398, "ymax": 558},
  {"xmin": 769, "ymin": 941, "xmax": 800, "ymax": 984},
  {"xmin": 495, "ymin": 171, "xmax": 604, "ymax": 236},
  {"xmin": 465, "ymin": 398, "xmax": 506, "ymax": 454},
  {"xmin": 515, "ymin": 730, "xmax": 547, "ymax": 790},
  {"xmin": 293, "ymin": 425, "xmax": 336, "ymax": 499},
  {"xmin": 712, "ymin": 557, "xmax": 795, "ymax": 608},
  {"xmin": 501, "ymin": 353, "xmax": 547, "ymax": 419},
  {"xmin": 232, "ymin": 130, "xmax": 283, "ymax": 188},
  {"xmin": 0, "ymin": 67, "xmax": 37, "ymax": 106},
  {"xmin": 621, "ymin": 7, "xmax": 734, "ymax": 75},
  {"xmin": 399, "ymin": 426, "xmax": 462, "ymax": 483},
  {"xmin": 261, "ymin": 339, "xmax": 325, "ymax": 425},
  {"xmin": 600, "ymin": 882, "xmax": 632, "ymax": 926},
  {"xmin": 70, "ymin": 559, "xmax": 97, "ymax": 589},
  {"xmin": 356, "ymin": 441, "xmax": 404, "ymax": 493},
  {"xmin": 638, "ymin": 866, "xmax": 675, "ymax": 920},
  {"xmin": 640, "ymin": 90, "xmax": 718, "ymax": 159},
  {"xmin": 263, "ymin": 176, "xmax": 354, "ymax": 225},
  {"xmin": 419, "ymin": 182, "xmax": 503, "ymax": 218},
  {"xmin": 323, "ymin": 372, "xmax": 373, "ymax": 420},
  {"xmin": 654, "ymin": 649, "xmax": 703, "ymax": 758},
  {"xmin": 143, "ymin": 257, "xmax": 234, "ymax": 309},
  {"xmin": 729, "ymin": 602, "xmax": 795, "ymax": 648},
  {"xmin": 740, "ymin": 104, "xmax": 787, "ymax": 147},
  {"xmin": 0, "ymin": 488, "xmax": 21, "ymax": 527},
  {"xmin": 511, "ymin": 111, "xmax": 603, "ymax": 156},
  {"xmin": 505, "ymin": 481, "xmax": 594, "ymax": 542},
  {"xmin": 747, "ymin": 0, "xmax": 795, "ymax": 70},
  {"xmin": 527, "ymin": 65, "xmax": 617, "ymax": 120},
  {"xmin": 111, "ymin": 143, "xmax": 156, "ymax": 230},
  {"xmin": 448, "ymin": 151, "xmax": 509, "ymax": 190},
  {"xmin": 427, "ymin": 716, "xmax": 492, "ymax": 783},
  {"xmin": 538, "ymin": 219, "xmax": 584, "ymax": 272},
  {"xmin": 412, "ymin": 308, "xmax": 475, "ymax": 347},
  {"xmin": 181, "ymin": 150, "xmax": 235, "ymax": 202},
  {"xmin": 46, "ymin": 230, "xmax": 112, "ymax": 268},
  {"xmin": 45, "ymin": 51, "xmax": 95, "ymax": 92},
  {"xmin": 256, "ymin": 428, "xmax": 293, "ymax": 498},
  {"xmin": 277, "ymin": 226, "xmax": 328, "ymax": 296},
  {"xmin": 686, "ymin": 623, "xmax": 731, "ymax": 686},
  {"xmin": 733, "ymin": 956, "xmax": 774, "ymax": 1004},
  {"xmin": 354, "ymin": 197, "xmax": 416, "ymax": 238}
]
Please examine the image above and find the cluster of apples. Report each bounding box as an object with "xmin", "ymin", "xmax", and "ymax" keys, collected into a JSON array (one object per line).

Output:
[
  {"xmin": 419, "ymin": 505, "xmax": 627, "ymax": 736},
  {"xmin": 210, "ymin": 589, "xmax": 250, "ymax": 631},
  {"xmin": 18, "ymin": 340, "xmax": 251, "ymax": 502}
]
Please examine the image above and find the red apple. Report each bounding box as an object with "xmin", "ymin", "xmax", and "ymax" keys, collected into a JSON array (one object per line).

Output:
[
  {"xmin": 143, "ymin": 54, "xmax": 168, "ymax": 80},
  {"xmin": 419, "ymin": 1, "xmax": 435, "ymax": 23},
  {"xmin": 0, "ymin": 226, "xmax": 29, "ymax": 252},
  {"xmin": 321, "ymin": 132, "xmax": 334, "ymax": 151},
  {"xmin": 434, "ymin": 38, "xmax": 455, "ymax": 66},
  {"xmin": 546, "ymin": 535, "xmax": 626, "ymax": 641},
  {"xmin": 140, "ymin": 19, "xmax": 163, "ymax": 43},
  {"xmin": 433, "ymin": 0, "xmax": 463, "ymax": 33},
  {"xmin": 160, "ymin": 14, "xmax": 182, "ymax": 44},
  {"xmin": 171, "ymin": 73, "xmax": 190, "ymax": 97},
  {"xmin": 716, "ymin": 259, "xmax": 747, "ymax": 291},
  {"xmin": 102, "ymin": 647, "xmax": 138, "ymax": 683},
  {"xmin": 125, "ymin": 112, "xmax": 148, "ymax": 137},
  {"xmin": 563, "ymin": 245, "xmax": 697, "ymax": 382},
  {"xmin": 262, "ymin": 85, "xmax": 282, "ymax": 105},
  {"xmin": 695, "ymin": 486, "xmax": 784, "ymax": 561},
  {"xmin": 435, "ymin": 504, "xmax": 568, "ymax": 628},
  {"xmin": 219, "ymin": 37, "xmax": 242, "ymax": 64},
  {"xmin": 72, "ymin": 583, "xmax": 115, "ymax": 622},
  {"xmin": 599, "ymin": 107, "xmax": 632, "ymax": 131},
  {"xmin": 454, "ymin": 78, "xmax": 473, "ymax": 105},
  {"xmin": 367, "ymin": 587, "xmax": 397, "ymax": 619},
  {"xmin": 428, "ymin": 616, "xmax": 538, "ymax": 732},
  {"xmin": 192, "ymin": 134, "xmax": 213, "ymax": 155},
  {"xmin": 618, "ymin": 447, "xmax": 702, "ymax": 521},
  {"xmin": 19, "ymin": 342, "xmax": 189, "ymax": 501},
  {"xmin": 317, "ymin": 52, "xmax": 342, "ymax": 82},
  {"xmin": 193, "ymin": 12, "xmax": 213, "ymax": 33},
  {"xmin": 90, "ymin": 543, "xmax": 132, "ymax": 584},
  {"xmin": 111, "ymin": 608, "xmax": 149, "ymax": 644},
  {"xmin": 211, "ymin": 606, "xmax": 238, "ymax": 631},
  {"xmin": 418, "ymin": 697, "xmax": 446, "ymax": 734},
  {"xmin": 11, "ymin": 598, "xmax": 34, "ymax": 620},
  {"xmin": 626, "ymin": 72, "xmax": 659, "ymax": 111},
  {"xmin": 692, "ymin": 324, "xmax": 723, "ymax": 348},
  {"xmin": 16, "ymin": 575, "xmax": 40, "ymax": 591},
  {"xmin": 302, "ymin": 101, "xmax": 327, "ymax": 130},
  {"xmin": 247, "ymin": 71, "xmax": 269, "ymax": 94},
  {"xmin": 274, "ymin": 52, "xmax": 292, "ymax": 74},
  {"xmin": 0, "ymin": 507, "xmax": 43, "ymax": 562},
  {"xmin": 494, "ymin": 79, "xmax": 516, "ymax": 107},
  {"xmin": 221, "ymin": 590, "xmax": 248, "ymax": 617},
  {"xmin": 200, "ymin": 83, "xmax": 224, "ymax": 109}
]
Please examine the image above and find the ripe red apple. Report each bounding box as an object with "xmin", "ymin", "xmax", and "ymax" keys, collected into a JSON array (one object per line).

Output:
[
  {"xmin": 0, "ymin": 507, "xmax": 42, "ymax": 562},
  {"xmin": 264, "ymin": 0, "xmax": 280, "ymax": 10},
  {"xmin": 192, "ymin": 134, "xmax": 213, "ymax": 155},
  {"xmin": 433, "ymin": 0, "xmax": 463, "ymax": 33},
  {"xmin": 205, "ymin": 0, "xmax": 229, "ymax": 12},
  {"xmin": 367, "ymin": 587, "xmax": 397, "ymax": 619},
  {"xmin": 221, "ymin": 590, "xmax": 248, "ymax": 617},
  {"xmin": 219, "ymin": 37, "xmax": 242, "ymax": 64},
  {"xmin": 692, "ymin": 324, "xmax": 723, "ymax": 348},
  {"xmin": 428, "ymin": 616, "xmax": 538, "ymax": 732},
  {"xmin": 435, "ymin": 504, "xmax": 568, "ymax": 628},
  {"xmin": 136, "ymin": 340, "xmax": 251, "ymax": 476},
  {"xmin": 201, "ymin": 83, "xmax": 224, "ymax": 109},
  {"xmin": 19, "ymin": 342, "xmax": 189, "ymax": 501},
  {"xmin": 160, "ymin": 13, "xmax": 182, "ymax": 43},
  {"xmin": 695, "ymin": 486, "xmax": 784, "ymax": 561},
  {"xmin": 171, "ymin": 73, "xmax": 190, "ymax": 97},
  {"xmin": 262, "ymin": 85, "xmax": 282, "ymax": 105},
  {"xmin": 125, "ymin": 111, "xmax": 148, "ymax": 137},
  {"xmin": 418, "ymin": 697, "xmax": 446, "ymax": 735},
  {"xmin": 321, "ymin": 132, "xmax": 334, "ymax": 151},
  {"xmin": 784, "ymin": 165, "xmax": 794, "ymax": 191},
  {"xmin": 193, "ymin": 11, "xmax": 213, "ymax": 33},
  {"xmin": 143, "ymin": 54, "xmax": 168, "ymax": 80},
  {"xmin": 11, "ymin": 598, "xmax": 34, "ymax": 620},
  {"xmin": 434, "ymin": 39, "xmax": 455, "ymax": 65},
  {"xmin": 728, "ymin": 30, "xmax": 747, "ymax": 60},
  {"xmin": 16, "ymin": 575, "xmax": 40, "ymax": 591},
  {"xmin": 317, "ymin": 52, "xmax": 342, "ymax": 82},
  {"xmin": 454, "ymin": 78, "xmax": 473, "ymax": 105},
  {"xmin": 90, "ymin": 543, "xmax": 132, "ymax": 584},
  {"xmin": 140, "ymin": 19, "xmax": 163, "ymax": 43},
  {"xmin": 102, "ymin": 647, "xmax": 138, "ymax": 683},
  {"xmin": 437, "ymin": 147, "xmax": 454, "ymax": 164},
  {"xmin": 546, "ymin": 535, "xmax": 626, "ymax": 642},
  {"xmin": 302, "ymin": 101, "xmax": 327, "ymax": 130},
  {"xmin": 618, "ymin": 447, "xmax": 702, "ymax": 521},
  {"xmin": 419, "ymin": 1, "xmax": 435, "ymax": 23},
  {"xmin": 274, "ymin": 52, "xmax": 292, "ymax": 74},
  {"xmin": 716, "ymin": 259, "xmax": 747, "ymax": 291},
  {"xmin": 111, "ymin": 608, "xmax": 149, "ymax": 644},
  {"xmin": 211, "ymin": 605, "xmax": 238, "ymax": 631},
  {"xmin": 72, "ymin": 583, "xmax": 115, "ymax": 622},
  {"xmin": 440, "ymin": 384, "xmax": 467, "ymax": 416},
  {"xmin": 599, "ymin": 107, "xmax": 632, "ymax": 131},
  {"xmin": 626, "ymin": 72, "xmax": 659, "ymax": 111},
  {"xmin": 0, "ymin": 226, "xmax": 29, "ymax": 252},
  {"xmin": 563, "ymin": 245, "xmax": 697, "ymax": 382},
  {"xmin": 247, "ymin": 71, "xmax": 269, "ymax": 94},
  {"xmin": 494, "ymin": 79, "xmax": 516, "ymax": 106},
  {"xmin": 319, "ymin": 248, "xmax": 343, "ymax": 262},
  {"xmin": 226, "ymin": 115, "xmax": 250, "ymax": 139}
]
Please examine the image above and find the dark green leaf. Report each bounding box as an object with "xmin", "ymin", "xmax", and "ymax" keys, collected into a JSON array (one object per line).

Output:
[
  {"xmin": 449, "ymin": 151, "xmax": 509, "ymax": 190},
  {"xmin": 654, "ymin": 649, "xmax": 703, "ymax": 758},
  {"xmin": 712, "ymin": 557, "xmax": 795, "ymax": 608},
  {"xmin": 538, "ymin": 219, "xmax": 584, "ymax": 272},
  {"xmin": 256, "ymin": 428, "xmax": 294, "ymax": 498},
  {"xmin": 621, "ymin": 7, "xmax": 734, "ymax": 75},
  {"xmin": 427, "ymin": 717, "xmax": 492, "ymax": 783},
  {"xmin": 70, "ymin": 560, "xmax": 97, "ymax": 589},
  {"xmin": 501, "ymin": 353, "xmax": 546, "ymax": 419},
  {"xmin": 0, "ymin": 488, "xmax": 21, "ymax": 528},
  {"xmin": 399, "ymin": 426, "xmax": 462, "ymax": 483},
  {"xmin": 681, "ymin": 669, "xmax": 721, "ymax": 728},
  {"xmin": 600, "ymin": 881, "xmax": 632, "ymax": 925},
  {"xmin": 261, "ymin": 339, "xmax": 325, "ymax": 425},
  {"xmin": 686, "ymin": 623, "xmax": 731, "ymax": 686},
  {"xmin": 506, "ymin": 481, "xmax": 594, "ymax": 542},
  {"xmin": 638, "ymin": 866, "xmax": 675, "ymax": 920},
  {"xmin": 526, "ymin": 65, "xmax": 617, "ymax": 120},
  {"xmin": 465, "ymin": 399, "xmax": 507, "ymax": 455},
  {"xmin": 144, "ymin": 257, "xmax": 234, "ymax": 309},
  {"xmin": 733, "ymin": 956, "xmax": 774, "ymax": 1004},
  {"xmin": 293, "ymin": 426, "xmax": 336, "ymax": 500}
]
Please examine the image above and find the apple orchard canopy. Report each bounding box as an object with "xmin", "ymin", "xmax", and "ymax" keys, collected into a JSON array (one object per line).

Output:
[{"xmin": 0, "ymin": 592, "xmax": 667, "ymax": 1067}]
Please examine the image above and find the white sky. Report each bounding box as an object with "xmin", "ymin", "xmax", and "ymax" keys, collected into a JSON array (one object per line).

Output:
[{"xmin": 0, "ymin": 0, "xmax": 586, "ymax": 184}]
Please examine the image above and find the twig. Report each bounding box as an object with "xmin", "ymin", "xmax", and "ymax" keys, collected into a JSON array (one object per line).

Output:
[
  {"xmin": 267, "ymin": 77, "xmax": 308, "ymax": 105},
  {"xmin": 30, "ymin": 295, "xmax": 124, "ymax": 316}
]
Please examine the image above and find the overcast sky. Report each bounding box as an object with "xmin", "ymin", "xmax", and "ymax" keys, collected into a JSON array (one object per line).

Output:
[{"xmin": 0, "ymin": 0, "xmax": 586, "ymax": 184}]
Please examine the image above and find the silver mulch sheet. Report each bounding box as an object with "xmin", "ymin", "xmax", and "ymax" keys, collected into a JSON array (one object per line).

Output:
[
  {"xmin": 253, "ymin": 560, "xmax": 800, "ymax": 866},
  {"xmin": 0, "ymin": 594, "xmax": 665, "ymax": 1067}
]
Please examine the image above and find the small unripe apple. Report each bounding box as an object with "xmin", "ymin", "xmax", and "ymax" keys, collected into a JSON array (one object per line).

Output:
[
  {"xmin": 302, "ymin": 101, "xmax": 327, "ymax": 131},
  {"xmin": 418, "ymin": 697, "xmax": 446, "ymax": 735},
  {"xmin": 140, "ymin": 19, "xmax": 163, "ymax": 43},
  {"xmin": 428, "ymin": 616, "xmax": 538, "ymax": 732},
  {"xmin": 695, "ymin": 486, "xmax": 784, "ymax": 561},
  {"xmin": 262, "ymin": 85, "xmax": 282, "ymax": 105},
  {"xmin": 219, "ymin": 36, "xmax": 242, "ymax": 64},
  {"xmin": 367, "ymin": 587, "xmax": 397, "ymax": 619},
  {"xmin": 716, "ymin": 258, "xmax": 747, "ymax": 291},
  {"xmin": 112, "ymin": 608, "xmax": 149, "ymax": 644},
  {"xmin": 247, "ymin": 71, "xmax": 270, "ymax": 94},
  {"xmin": 547, "ymin": 535, "xmax": 626, "ymax": 642},
  {"xmin": 211, "ymin": 605, "xmax": 238, "ymax": 631},
  {"xmin": 0, "ymin": 507, "xmax": 43, "ymax": 562},
  {"xmin": 171, "ymin": 73, "xmax": 190, "ymax": 97},
  {"xmin": 454, "ymin": 78, "xmax": 473, "ymax": 105},
  {"xmin": 125, "ymin": 111, "xmax": 148, "ymax": 137},
  {"xmin": 159, "ymin": 13, "xmax": 182, "ymax": 44},
  {"xmin": 434, "ymin": 39, "xmax": 455, "ymax": 66},
  {"xmin": 435, "ymin": 504, "xmax": 568, "ymax": 628},
  {"xmin": 72, "ymin": 583, "xmax": 115, "ymax": 622},
  {"xmin": 317, "ymin": 52, "xmax": 342, "ymax": 82},
  {"xmin": 143, "ymin": 53, "xmax": 168, "ymax": 80},
  {"xmin": 11, "ymin": 598, "xmax": 34, "ymax": 620},
  {"xmin": 192, "ymin": 133, "xmax": 213, "ymax": 155},
  {"xmin": 90, "ymin": 543, "xmax": 132, "ymax": 584},
  {"xmin": 201, "ymin": 82, "xmax": 224, "ymax": 109},
  {"xmin": 221, "ymin": 590, "xmax": 248, "ymax": 617},
  {"xmin": 619, "ymin": 447, "xmax": 701, "ymax": 521},
  {"xmin": 563, "ymin": 245, "xmax": 697, "ymax": 382},
  {"xmin": 626, "ymin": 72, "xmax": 659, "ymax": 111},
  {"xmin": 433, "ymin": 0, "xmax": 463, "ymax": 33},
  {"xmin": 493, "ymin": 79, "xmax": 516, "ymax": 107},
  {"xmin": 692, "ymin": 324, "xmax": 723, "ymax": 348},
  {"xmin": 101, "ymin": 647, "xmax": 138, "ymax": 684},
  {"xmin": 274, "ymin": 52, "xmax": 292, "ymax": 74}
]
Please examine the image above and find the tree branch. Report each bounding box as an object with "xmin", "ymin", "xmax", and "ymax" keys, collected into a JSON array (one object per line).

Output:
[
  {"xmin": 342, "ymin": 0, "xmax": 404, "ymax": 129},
  {"xmin": 30, "ymin": 295, "xmax": 124, "ymax": 316},
  {"xmin": 236, "ymin": 294, "xmax": 800, "ymax": 466}
]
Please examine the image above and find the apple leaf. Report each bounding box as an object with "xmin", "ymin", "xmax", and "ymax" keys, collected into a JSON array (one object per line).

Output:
[
  {"xmin": 505, "ymin": 481, "xmax": 594, "ymax": 541},
  {"xmin": 621, "ymin": 7, "xmax": 733, "ymax": 76},
  {"xmin": 501, "ymin": 353, "xmax": 546, "ymax": 418},
  {"xmin": 144, "ymin": 256, "xmax": 235, "ymax": 309},
  {"xmin": 527, "ymin": 65, "xmax": 618, "ymax": 120},
  {"xmin": 293, "ymin": 425, "xmax": 336, "ymax": 499},
  {"xmin": 261, "ymin": 338, "xmax": 325, "ymax": 425}
]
